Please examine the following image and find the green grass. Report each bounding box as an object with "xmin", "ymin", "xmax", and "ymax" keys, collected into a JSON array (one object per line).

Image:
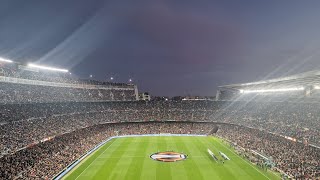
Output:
[{"xmin": 62, "ymin": 136, "xmax": 280, "ymax": 180}]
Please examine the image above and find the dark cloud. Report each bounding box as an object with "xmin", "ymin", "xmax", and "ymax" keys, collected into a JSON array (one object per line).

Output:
[
  {"xmin": 124, "ymin": 2, "xmax": 241, "ymax": 66},
  {"xmin": 1, "ymin": 0, "xmax": 320, "ymax": 96}
]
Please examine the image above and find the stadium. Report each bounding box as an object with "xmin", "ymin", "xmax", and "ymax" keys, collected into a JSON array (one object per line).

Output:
[
  {"xmin": 0, "ymin": 58, "xmax": 319, "ymax": 180},
  {"xmin": 1, "ymin": 2, "xmax": 320, "ymax": 180}
]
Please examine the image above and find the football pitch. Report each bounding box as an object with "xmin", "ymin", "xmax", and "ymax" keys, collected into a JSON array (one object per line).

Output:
[{"xmin": 62, "ymin": 136, "xmax": 280, "ymax": 180}]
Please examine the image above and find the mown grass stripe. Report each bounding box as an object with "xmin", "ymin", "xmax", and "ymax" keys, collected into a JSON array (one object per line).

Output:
[
  {"xmin": 197, "ymin": 136, "xmax": 239, "ymax": 180},
  {"xmin": 178, "ymin": 137, "xmax": 205, "ymax": 180},
  {"xmin": 215, "ymin": 137, "xmax": 280, "ymax": 180},
  {"xmin": 168, "ymin": 137, "xmax": 192, "ymax": 180},
  {"xmin": 63, "ymin": 136, "xmax": 281, "ymax": 180},
  {"xmin": 161, "ymin": 136, "xmax": 188, "ymax": 180},
  {"xmin": 107, "ymin": 138, "xmax": 142, "ymax": 180},
  {"xmin": 100, "ymin": 138, "xmax": 135, "ymax": 179},
  {"xmin": 190, "ymin": 136, "xmax": 230, "ymax": 180},
  {"xmin": 156, "ymin": 137, "xmax": 172, "ymax": 180},
  {"xmin": 73, "ymin": 138, "xmax": 127, "ymax": 179},
  {"xmin": 192, "ymin": 137, "xmax": 224, "ymax": 180},
  {"xmin": 210, "ymin": 137, "xmax": 274, "ymax": 180},
  {"xmin": 207, "ymin": 137, "xmax": 261, "ymax": 179},
  {"xmin": 140, "ymin": 137, "xmax": 157, "ymax": 180},
  {"xmin": 63, "ymin": 138, "xmax": 116, "ymax": 180},
  {"xmin": 123, "ymin": 137, "xmax": 150, "ymax": 180}
]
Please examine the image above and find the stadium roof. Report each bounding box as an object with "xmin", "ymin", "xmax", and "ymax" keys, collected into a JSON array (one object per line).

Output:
[{"xmin": 219, "ymin": 70, "xmax": 320, "ymax": 91}]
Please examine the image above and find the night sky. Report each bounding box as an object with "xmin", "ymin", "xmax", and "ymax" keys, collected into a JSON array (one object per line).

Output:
[{"xmin": 1, "ymin": 0, "xmax": 320, "ymax": 96}]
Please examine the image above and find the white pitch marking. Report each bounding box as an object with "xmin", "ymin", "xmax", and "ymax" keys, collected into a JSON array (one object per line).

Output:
[
  {"xmin": 75, "ymin": 139, "xmax": 117, "ymax": 180},
  {"xmin": 97, "ymin": 155, "xmax": 235, "ymax": 159},
  {"xmin": 213, "ymin": 138, "xmax": 272, "ymax": 180}
]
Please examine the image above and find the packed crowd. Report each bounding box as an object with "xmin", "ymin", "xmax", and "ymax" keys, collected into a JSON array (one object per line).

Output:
[
  {"xmin": 0, "ymin": 82, "xmax": 136, "ymax": 103},
  {"xmin": 2, "ymin": 60, "xmax": 317, "ymax": 145},
  {"xmin": 214, "ymin": 101, "xmax": 320, "ymax": 146},
  {"xmin": 217, "ymin": 124, "xmax": 320, "ymax": 179},
  {"xmin": 0, "ymin": 63, "xmax": 136, "ymax": 103},
  {"xmin": 1, "ymin": 101, "xmax": 319, "ymax": 155}
]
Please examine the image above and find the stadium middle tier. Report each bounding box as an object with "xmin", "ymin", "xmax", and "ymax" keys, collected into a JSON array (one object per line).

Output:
[{"xmin": 1, "ymin": 101, "xmax": 319, "ymax": 155}]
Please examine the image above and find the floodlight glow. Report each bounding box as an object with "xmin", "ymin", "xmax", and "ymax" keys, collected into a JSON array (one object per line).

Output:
[
  {"xmin": 314, "ymin": 86, "xmax": 320, "ymax": 90},
  {"xmin": 0, "ymin": 57, "xmax": 13, "ymax": 63},
  {"xmin": 27, "ymin": 63, "xmax": 68, "ymax": 72},
  {"xmin": 240, "ymin": 87, "xmax": 304, "ymax": 94}
]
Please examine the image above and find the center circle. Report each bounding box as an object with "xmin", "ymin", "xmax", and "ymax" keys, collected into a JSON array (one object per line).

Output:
[{"xmin": 150, "ymin": 151, "xmax": 187, "ymax": 162}]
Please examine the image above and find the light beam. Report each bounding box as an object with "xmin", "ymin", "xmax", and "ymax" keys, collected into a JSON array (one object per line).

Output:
[{"xmin": 27, "ymin": 63, "xmax": 68, "ymax": 72}]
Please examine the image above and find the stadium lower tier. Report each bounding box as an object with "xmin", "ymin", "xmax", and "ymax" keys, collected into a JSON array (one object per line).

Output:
[{"xmin": 0, "ymin": 122, "xmax": 319, "ymax": 179}]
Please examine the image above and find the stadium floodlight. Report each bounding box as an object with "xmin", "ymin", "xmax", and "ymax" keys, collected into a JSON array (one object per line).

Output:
[
  {"xmin": 27, "ymin": 63, "xmax": 68, "ymax": 72},
  {"xmin": 240, "ymin": 87, "xmax": 304, "ymax": 94},
  {"xmin": 0, "ymin": 57, "xmax": 13, "ymax": 63},
  {"xmin": 314, "ymin": 86, "xmax": 320, "ymax": 90}
]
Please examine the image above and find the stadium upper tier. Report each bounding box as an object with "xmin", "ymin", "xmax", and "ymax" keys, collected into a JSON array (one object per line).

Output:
[
  {"xmin": 0, "ymin": 61, "xmax": 138, "ymax": 102},
  {"xmin": 219, "ymin": 70, "xmax": 320, "ymax": 90},
  {"xmin": 217, "ymin": 70, "xmax": 320, "ymax": 101}
]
